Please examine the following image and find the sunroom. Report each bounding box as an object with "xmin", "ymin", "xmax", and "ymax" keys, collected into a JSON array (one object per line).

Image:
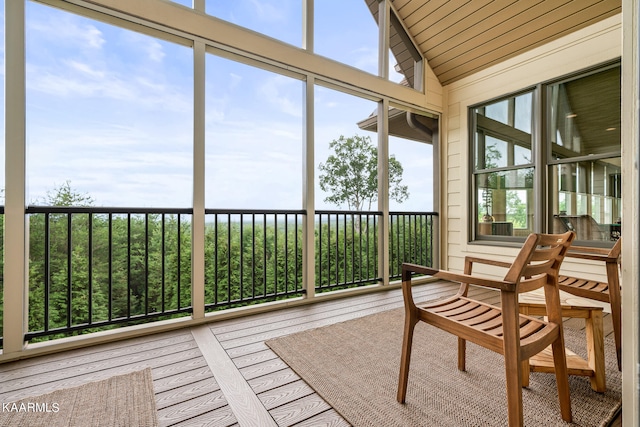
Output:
[{"xmin": 1, "ymin": 0, "xmax": 638, "ymax": 426}]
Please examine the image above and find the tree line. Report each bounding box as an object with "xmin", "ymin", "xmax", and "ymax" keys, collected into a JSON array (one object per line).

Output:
[{"xmin": 0, "ymin": 135, "xmax": 433, "ymax": 342}]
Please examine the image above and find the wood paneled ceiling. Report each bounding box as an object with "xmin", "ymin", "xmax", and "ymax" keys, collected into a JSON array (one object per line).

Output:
[{"xmin": 377, "ymin": 0, "xmax": 621, "ymax": 86}]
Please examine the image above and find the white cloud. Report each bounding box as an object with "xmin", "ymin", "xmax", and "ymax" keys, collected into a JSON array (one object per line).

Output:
[
  {"xmin": 352, "ymin": 47, "xmax": 378, "ymax": 74},
  {"xmin": 28, "ymin": 11, "xmax": 105, "ymax": 51},
  {"xmin": 66, "ymin": 60, "xmax": 106, "ymax": 78},
  {"xmin": 122, "ymin": 32, "xmax": 166, "ymax": 63},
  {"xmin": 247, "ymin": 0, "xmax": 286, "ymax": 23},
  {"xmin": 258, "ymin": 75, "xmax": 302, "ymax": 118},
  {"xmin": 145, "ymin": 39, "xmax": 166, "ymax": 62},
  {"xmin": 228, "ymin": 73, "xmax": 243, "ymax": 90}
]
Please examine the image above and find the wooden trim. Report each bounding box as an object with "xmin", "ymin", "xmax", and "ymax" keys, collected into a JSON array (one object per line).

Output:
[
  {"xmin": 191, "ymin": 325, "xmax": 277, "ymax": 426},
  {"xmin": 621, "ymin": 0, "xmax": 640, "ymax": 423},
  {"xmin": 4, "ymin": 0, "xmax": 27, "ymax": 356}
]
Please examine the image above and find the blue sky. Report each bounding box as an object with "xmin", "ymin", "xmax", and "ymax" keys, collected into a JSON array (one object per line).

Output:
[{"xmin": 6, "ymin": 0, "xmax": 433, "ymax": 211}]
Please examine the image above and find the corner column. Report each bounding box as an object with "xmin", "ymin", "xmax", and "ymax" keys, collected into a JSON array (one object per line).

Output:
[{"xmin": 4, "ymin": 0, "xmax": 27, "ymax": 355}]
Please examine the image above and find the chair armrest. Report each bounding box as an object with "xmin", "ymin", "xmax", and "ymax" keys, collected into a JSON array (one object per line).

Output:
[
  {"xmin": 567, "ymin": 245, "xmax": 609, "ymax": 255},
  {"xmin": 565, "ymin": 247, "xmax": 618, "ymax": 263},
  {"xmin": 402, "ymin": 263, "xmax": 517, "ymax": 292},
  {"xmin": 464, "ymin": 256, "xmax": 512, "ymax": 273}
]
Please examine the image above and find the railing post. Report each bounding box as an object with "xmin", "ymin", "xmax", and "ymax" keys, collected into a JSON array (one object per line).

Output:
[{"xmin": 3, "ymin": 0, "xmax": 27, "ymax": 354}]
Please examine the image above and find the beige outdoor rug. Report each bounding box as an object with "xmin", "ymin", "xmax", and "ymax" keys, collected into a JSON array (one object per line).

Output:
[
  {"xmin": 267, "ymin": 308, "xmax": 621, "ymax": 427},
  {"xmin": 0, "ymin": 368, "xmax": 158, "ymax": 427}
]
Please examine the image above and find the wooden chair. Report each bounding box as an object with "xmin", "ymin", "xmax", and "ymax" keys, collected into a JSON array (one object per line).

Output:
[
  {"xmin": 557, "ymin": 238, "xmax": 622, "ymax": 370},
  {"xmin": 397, "ymin": 232, "xmax": 575, "ymax": 426}
]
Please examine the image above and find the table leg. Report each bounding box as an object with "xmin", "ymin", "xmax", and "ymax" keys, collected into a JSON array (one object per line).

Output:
[{"xmin": 585, "ymin": 308, "xmax": 606, "ymax": 392}]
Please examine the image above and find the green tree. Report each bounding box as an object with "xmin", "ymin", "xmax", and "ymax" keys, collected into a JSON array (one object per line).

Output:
[
  {"xmin": 318, "ymin": 135, "xmax": 408, "ymax": 211},
  {"xmin": 38, "ymin": 180, "xmax": 94, "ymax": 207}
]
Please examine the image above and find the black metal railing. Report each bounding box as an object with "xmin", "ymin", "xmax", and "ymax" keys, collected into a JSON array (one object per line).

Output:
[
  {"xmin": 204, "ymin": 209, "xmax": 306, "ymax": 311},
  {"xmin": 1, "ymin": 207, "xmax": 436, "ymax": 345},
  {"xmin": 389, "ymin": 212, "xmax": 437, "ymax": 279},
  {"xmin": 315, "ymin": 210, "xmax": 381, "ymax": 292},
  {"xmin": 24, "ymin": 206, "xmax": 193, "ymax": 342}
]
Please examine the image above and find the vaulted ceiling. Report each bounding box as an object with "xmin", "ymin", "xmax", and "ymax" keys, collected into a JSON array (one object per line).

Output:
[{"xmin": 369, "ymin": 0, "xmax": 621, "ymax": 86}]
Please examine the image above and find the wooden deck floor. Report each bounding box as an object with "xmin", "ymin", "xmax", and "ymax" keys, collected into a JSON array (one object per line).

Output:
[{"xmin": 0, "ymin": 281, "xmax": 619, "ymax": 426}]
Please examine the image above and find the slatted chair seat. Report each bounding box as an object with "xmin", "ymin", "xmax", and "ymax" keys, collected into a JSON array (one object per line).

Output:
[
  {"xmin": 556, "ymin": 238, "xmax": 622, "ymax": 370},
  {"xmin": 398, "ymin": 232, "xmax": 576, "ymax": 426},
  {"xmin": 558, "ymin": 276, "xmax": 611, "ymax": 300},
  {"xmin": 420, "ymin": 295, "xmax": 561, "ymax": 355}
]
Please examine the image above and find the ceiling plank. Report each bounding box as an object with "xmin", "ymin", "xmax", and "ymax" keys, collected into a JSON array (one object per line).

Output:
[
  {"xmin": 416, "ymin": 0, "xmax": 524, "ymax": 53},
  {"xmin": 401, "ymin": 0, "xmax": 472, "ymax": 29},
  {"xmin": 381, "ymin": 0, "xmax": 621, "ymax": 85},
  {"xmin": 428, "ymin": 0, "xmax": 576, "ymax": 69},
  {"xmin": 436, "ymin": 3, "xmax": 620, "ymax": 84}
]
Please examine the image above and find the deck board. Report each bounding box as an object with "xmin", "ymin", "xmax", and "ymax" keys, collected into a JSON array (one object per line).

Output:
[
  {"xmin": 248, "ymin": 368, "xmax": 301, "ymax": 394},
  {"xmin": 153, "ymin": 365, "xmax": 216, "ymax": 393},
  {"xmin": 258, "ymin": 379, "xmax": 315, "ymax": 410},
  {"xmin": 0, "ymin": 281, "xmax": 619, "ymax": 426}
]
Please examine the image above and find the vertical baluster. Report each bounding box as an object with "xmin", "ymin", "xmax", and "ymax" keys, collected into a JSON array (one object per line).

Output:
[
  {"xmin": 88, "ymin": 213, "xmax": 93, "ymax": 324},
  {"xmin": 108, "ymin": 213, "xmax": 113, "ymax": 322},
  {"xmin": 240, "ymin": 214, "xmax": 244, "ymax": 301},
  {"xmin": 227, "ymin": 213, "xmax": 231, "ymax": 304},
  {"xmin": 252, "ymin": 213, "xmax": 256, "ymax": 299},
  {"xmin": 285, "ymin": 213, "xmax": 289, "ymax": 294},
  {"xmin": 274, "ymin": 214, "xmax": 278, "ymax": 295},
  {"xmin": 177, "ymin": 213, "xmax": 182, "ymax": 309},
  {"xmin": 161, "ymin": 214, "xmax": 166, "ymax": 312},
  {"xmin": 263, "ymin": 214, "xmax": 267, "ymax": 298},
  {"xmin": 145, "ymin": 213, "xmax": 149, "ymax": 315},
  {"xmin": 67, "ymin": 213, "xmax": 72, "ymax": 328},
  {"xmin": 127, "ymin": 213, "xmax": 131, "ymax": 318},
  {"xmin": 44, "ymin": 212, "xmax": 50, "ymax": 332}
]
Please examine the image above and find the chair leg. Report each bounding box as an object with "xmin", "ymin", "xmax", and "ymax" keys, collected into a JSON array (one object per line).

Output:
[
  {"xmin": 585, "ymin": 309, "xmax": 606, "ymax": 392},
  {"xmin": 457, "ymin": 338, "xmax": 466, "ymax": 371},
  {"xmin": 610, "ymin": 303, "xmax": 622, "ymax": 371},
  {"xmin": 397, "ymin": 312, "xmax": 418, "ymax": 403},
  {"xmin": 521, "ymin": 359, "xmax": 530, "ymax": 388},
  {"xmin": 550, "ymin": 338, "xmax": 572, "ymax": 422},
  {"xmin": 503, "ymin": 343, "xmax": 524, "ymax": 426},
  {"xmin": 608, "ymin": 285, "xmax": 622, "ymax": 371}
]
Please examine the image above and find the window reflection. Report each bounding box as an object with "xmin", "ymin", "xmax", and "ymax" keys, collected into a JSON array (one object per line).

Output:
[
  {"xmin": 549, "ymin": 67, "xmax": 620, "ymax": 157},
  {"xmin": 476, "ymin": 169, "xmax": 534, "ymax": 237},
  {"xmin": 551, "ymin": 160, "xmax": 621, "ymax": 241},
  {"xmin": 472, "ymin": 90, "xmax": 534, "ymax": 239},
  {"xmin": 548, "ymin": 66, "xmax": 621, "ymax": 242},
  {"xmin": 472, "ymin": 64, "xmax": 621, "ymax": 244}
]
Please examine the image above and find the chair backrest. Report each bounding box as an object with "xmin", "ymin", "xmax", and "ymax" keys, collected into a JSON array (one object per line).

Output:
[{"xmin": 503, "ymin": 232, "xmax": 576, "ymax": 294}]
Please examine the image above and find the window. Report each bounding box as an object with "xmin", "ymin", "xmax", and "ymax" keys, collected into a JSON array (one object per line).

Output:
[
  {"xmin": 314, "ymin": 85, "xmax": 377, "ymax": 211},
  {"xmin": 387, "ymin": 108, "xmax": 435, "ymax": 212},
  {"xmin": 472, "ymin": 91, "xmax": 534, "ymax": 240},
  {"xmin": 471, "ymin": 64, "xmax": 621, "ymax": 244},
  {"xmin": 315, "ymin": 0, "xmax": 378, "ymax": 75},
  {"xmin": 205, "ymin": 0, "xmax": 302, "ymax": 47},
  {"xmin": 547, "ymin": 66, "xmax": 621, "ymax": 242},
  {"xmin": 26, "ymin": 2, "xmax": 193, "ymax": 207},
  {"xmin": 205, "ymin": 53, "xmax": 303, "ymax": 209}
]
